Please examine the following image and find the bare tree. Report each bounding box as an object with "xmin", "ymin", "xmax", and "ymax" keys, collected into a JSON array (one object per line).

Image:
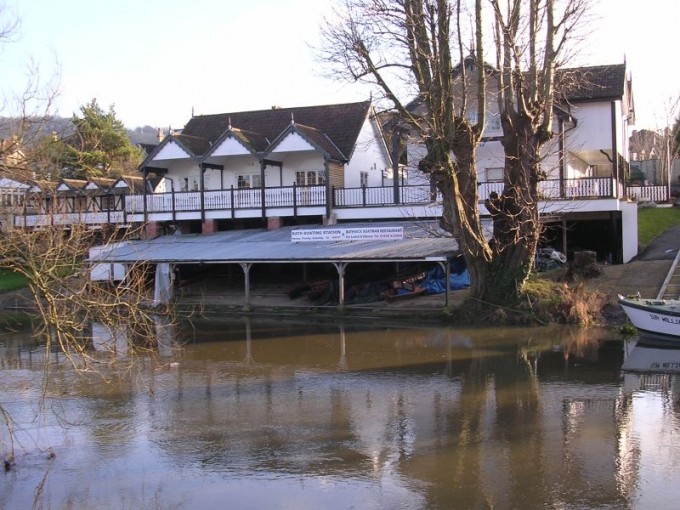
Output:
[
  {"xmin": 0, "ymin": 5, "xmax": 178, "ymax": 467},
  {"xmin": 486, "ymin": 0, "xmax": 587, "ymax": 302},
  {"xmin": 0, "ymin": 225, "xmax": 174, "ymax": 371},
  {"xmin": 319, "ymin": 0, "xmax": 587, "ymax": 307}
]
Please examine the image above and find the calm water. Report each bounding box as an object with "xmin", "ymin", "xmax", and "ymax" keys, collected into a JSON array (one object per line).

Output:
[{"xmin": 1, "ymin": 316, "xmax": 680, "ymax": 509}]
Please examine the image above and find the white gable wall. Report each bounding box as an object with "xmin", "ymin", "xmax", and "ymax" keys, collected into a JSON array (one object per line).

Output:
[
  {"xmin": 566, "ymin": 102, "xmax": 613, "ymax": 153},
  {"xmin": 274, "ymin": 132, "xmax": 316, "ymax": 153},
  {"xmin": 154, "ymin": 140, "xmax": 192, "ymax": 160},
  {"xmin": 344, "ymin": 116, "xmax": 392, "ymax": 188},
  {"xmin": 614, "ymin": 99, "xmax": 630, "ymax": 161},
  {"xmin": 210, "ymin": 136, "xmax": 252, "ymax": 157}
]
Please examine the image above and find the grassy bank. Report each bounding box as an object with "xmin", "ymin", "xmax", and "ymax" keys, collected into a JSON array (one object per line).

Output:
[{"xmin": 638, "ymin": 206, "xmax": 680, "ymax": 248}]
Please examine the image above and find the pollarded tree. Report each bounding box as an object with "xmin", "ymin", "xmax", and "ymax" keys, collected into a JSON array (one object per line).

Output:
[
  {"xmin": 61, "ymin": 98, "xmax": 144, "ymax": 179},
  {"xmin": 320, "ymin": 0, "xmax": 586, "ymax": 307},
  {"xmin": 485, "ymin": 0, "xmax": 587, "ymax": 303}
]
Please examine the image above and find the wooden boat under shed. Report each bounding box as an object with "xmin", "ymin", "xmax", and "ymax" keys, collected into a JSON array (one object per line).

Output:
[{"xmin": 88, "ymin": 221, "xmax": 479, "ymax": 310}]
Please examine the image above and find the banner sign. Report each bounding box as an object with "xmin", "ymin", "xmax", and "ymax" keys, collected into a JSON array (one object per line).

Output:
[{"xmin": 291, "ymin": 226, "xmax": 404, "ymax": 242}]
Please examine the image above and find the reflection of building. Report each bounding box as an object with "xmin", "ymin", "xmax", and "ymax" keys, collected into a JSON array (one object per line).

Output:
[
  {"xmin": 90, "ymin": 317, "xmax": 179, "ymax": 357},
  {"xmin": 137, "ymin": 321, "xmax": 648, "ymax": 507},
  {"xmin": 5, "ymin": 321, "xmax": 680, "ymax": 507}
]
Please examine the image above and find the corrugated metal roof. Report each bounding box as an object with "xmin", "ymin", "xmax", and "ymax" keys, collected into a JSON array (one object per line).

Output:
[{"xmin": 90, "ymin": 221, "xmax": 478, "ymax": 264}]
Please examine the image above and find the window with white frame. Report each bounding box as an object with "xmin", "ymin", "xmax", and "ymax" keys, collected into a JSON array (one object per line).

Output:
[
  {"xmin": 237, "ymin": 174, "xmax": 261, "ymax": 189},
  {"xmin": 296, "ymin": 170, "xmax": 325, "ymax": 186},
  {"xmin": 466, "ymin": 111, "xmax": 501, "ymax": 131},
  {"xmin": 360, "ymin": 171, "xmax": 369, "ymax": 187}
]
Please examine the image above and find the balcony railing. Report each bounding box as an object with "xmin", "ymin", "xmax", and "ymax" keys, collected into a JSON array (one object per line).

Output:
[
  {"xmin": 126, "ymin": 185, "xmax": 327, "ymax": 214},
  {"xmin": 15, "ymin": 210, "xmax": 124, "ymax": 228},
  {"xmin": 17, "ymin": 177, "xmax": 666, "ymax": 228}
]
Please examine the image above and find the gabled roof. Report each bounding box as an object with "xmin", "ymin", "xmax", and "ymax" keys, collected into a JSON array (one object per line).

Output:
[
  {"xmin": 181, "ymin": 101, "xmax": 371, "ymax": 161},
  {"xmin": 265, "ymin": 122, "xmax": 346, "ymax": 161},
  {"xmin": 404, "ymin": 61, "xmax": 629, "ymax": 124},
  {"xmin": 140, "ymin": 134, "xmax": 201, "ymax": 169},
  {"xmin": 112, "ymin": 175, "xmax": 148, "ymax": 194},
  {"xmin": 172, "ymin": 134, "xmax": 213, "ymax": 157},
  {"xmin": 205, "ymin": 127, "xmax": 270, "ymax": 158},
  {"xmin": 0, "ymin": 177, "xmax": 30, "ymax": 190},
  {"xmin": 230, "ymin": 127, "xmax": 270, "ymax": 153},
  {"xmin": 555, "ymin": 64, "xmax": 627, "ymax": 102},
  {"xmin": 28, "ymin": 180, "xmax": 58, "ymax": 193},
  {"xmin": 86, "ymin": 177, "xmax": 116, "ymax": 189},
  {"xmin": 59, "ymin": 179, "xmax": 88, "ymax": 193}
]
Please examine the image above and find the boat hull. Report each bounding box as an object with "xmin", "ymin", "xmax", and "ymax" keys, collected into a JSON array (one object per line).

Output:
[{"xmin": 619, "ymin": 296, "xmax": 680, "ymax": 339}]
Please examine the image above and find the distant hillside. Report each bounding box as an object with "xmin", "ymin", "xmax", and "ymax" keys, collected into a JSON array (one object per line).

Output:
[{"xmin": 0, "ymin": 116, "xmax": 160, "ymax": 148}]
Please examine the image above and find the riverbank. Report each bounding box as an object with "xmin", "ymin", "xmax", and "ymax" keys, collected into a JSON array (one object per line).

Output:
[
  {"xmin": 1, "ymin": 224, "xmax": 678, "ymax": 327},
  {"xmin": 172, "ymin": 256, "xmax": 670, "ymax": 327}
]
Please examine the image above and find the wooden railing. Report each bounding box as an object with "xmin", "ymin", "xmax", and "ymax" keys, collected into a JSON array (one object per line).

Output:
[
  {"xmin": 625, "ymin": 185, "xmax": 668, "ymax": 202},
  {"xmin": 125, "ymin": 185, "xmax": 327, "ymax": 214},
  {"xmin": 15, "ymin": 210, "xmax": 124, "ymax": 228},
  {"xmin": 18, "ymin": 177, "xmax": 667, "ymax": 227}
]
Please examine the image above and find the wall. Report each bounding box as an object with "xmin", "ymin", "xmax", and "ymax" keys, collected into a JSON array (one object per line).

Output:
[
  {"xmin": 620, "ymin": 201, "xmax": 638, "ymax": 263},
  {"xmin": 344, "ymin": 115, "xmax": 391, "ymax": 188},
  {"xmin": 566, "ymin": 102, "xmax": 613, "ymax": 153}
]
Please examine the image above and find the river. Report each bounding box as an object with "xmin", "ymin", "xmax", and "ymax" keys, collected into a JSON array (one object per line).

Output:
[{"xmin": 1, "ymin": 316, "xmax": 679, "ymax": 509}]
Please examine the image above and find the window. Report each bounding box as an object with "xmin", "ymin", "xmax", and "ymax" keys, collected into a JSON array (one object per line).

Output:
[
  {"xmin": 466, "ymin": 111, "xmax": 501, "ymax": 131},
  {"xmin": 307, "ymin": 170, "xmax": 326, "ymax": 184},
  {"xmin": 237, "ymin": 174, "xmax": 261, "ymax": 189},
  {"xmin": 360, "ymin": 171, "xmax": 369, "ymax": 187},
  {"xmin": 101, "ymin": 195, "xmax": 116, "ymax": 211},
  {"xmin": 296, "ymin": 170, "xmax": 325, "ymax": 185},
  {"xmin": 486, "ymin": 167, "xmax": 504, "ymax": 182}
]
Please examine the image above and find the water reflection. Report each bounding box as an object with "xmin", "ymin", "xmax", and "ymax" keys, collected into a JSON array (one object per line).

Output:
[
  {"xmin": 1, "ymin": 319, "xmax": 680, "ymax": 509},
  {"xmin": 90, "ymin": 315, "xmax": 180, "ymax": 358}
]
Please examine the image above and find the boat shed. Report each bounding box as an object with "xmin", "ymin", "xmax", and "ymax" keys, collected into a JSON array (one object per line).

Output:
[{"xmin": 89, "ymin": 221, "xmax": 479, "ymax": 308}]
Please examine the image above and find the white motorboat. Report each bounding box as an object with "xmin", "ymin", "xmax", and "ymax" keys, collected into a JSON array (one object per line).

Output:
[{"xmin": 618, "ymin": 294, "xmax": 680, "ymax": 339}]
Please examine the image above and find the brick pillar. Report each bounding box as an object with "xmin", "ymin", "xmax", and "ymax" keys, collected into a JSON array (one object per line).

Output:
[
  {"xmin": 144, "ymin": 221, "xmax": 162, "ymax": 239},
  {"xmin": 180, "ymin": 222, "xmax": 192, "ymax": 235},
  {"xmin": 202, "ymin": 219, "xmax": 218, "ymax": 234},
  {"xmin": 267, "ymin": 217, "xmax": 283, "ymax": 230}
]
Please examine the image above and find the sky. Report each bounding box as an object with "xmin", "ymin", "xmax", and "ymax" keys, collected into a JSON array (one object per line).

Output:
[{"xmin": 1, "ymin": 0, "xmax": 677, "ymax": 132}]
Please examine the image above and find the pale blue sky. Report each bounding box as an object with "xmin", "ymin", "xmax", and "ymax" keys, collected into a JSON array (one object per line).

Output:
[{"xmin": 1, "ymin": 0, "xmax": 676, "ymax": 131}]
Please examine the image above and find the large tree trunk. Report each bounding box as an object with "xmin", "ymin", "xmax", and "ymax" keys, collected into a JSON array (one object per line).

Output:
[
  {"xmin": 423, "ymin": 133, "xmax": 495, "ymax": 303},
  {"xmin": 481, "ymin": 118, "xmax": 543, "ymax": 305}
]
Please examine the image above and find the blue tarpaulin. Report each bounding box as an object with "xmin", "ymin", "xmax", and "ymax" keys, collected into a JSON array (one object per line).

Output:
[{"xmin": 422, "ymin": 266, "xmax": 470, "ymax": 295}]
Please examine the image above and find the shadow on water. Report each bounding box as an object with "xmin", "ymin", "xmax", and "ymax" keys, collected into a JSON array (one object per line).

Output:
[{"xmin": 2, "ymin": 316, "xmax": 680, "ymax": 509}]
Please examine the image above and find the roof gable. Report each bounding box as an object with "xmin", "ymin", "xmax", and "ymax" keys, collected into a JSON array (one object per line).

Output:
[
  {"xmin": 266, "ymin": 123, "xmax": 345, "ymax": 160},
  {"xmin": 208, "ymin": 135, "xmax": 253, "ymax": 157},
  {"xmin": 145, "ymin": 136, "xmax": 197, "ymax": 165},
  {"xmin": 555, "ymin": 64, "xmax": 627, "ymax": 102},
  {"xmin": 205, "ymin": 127, "xmax": 268, "ymax": 159},
  {"xmin": 268, "ymin": 129, "xmax": 317, "ymax": 154},
  {"xmin": 182, "ymin": 101, "xmax": 371, "ymax": 159}
]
